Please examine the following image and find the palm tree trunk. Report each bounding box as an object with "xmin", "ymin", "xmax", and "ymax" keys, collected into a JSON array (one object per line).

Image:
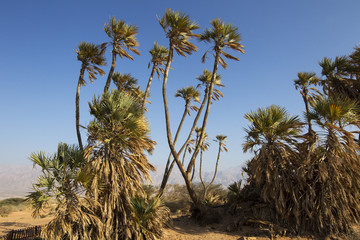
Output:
[
  {"xmin": 187, "ymin": 50, "xmax": 221, "ymax": 173},
  {"xmin": 203, "ymin": 142, "xmax": 222, "ymax": 198},
  {"xmin": 161, "ymin": 43, "xmax": 202, "ymax": 208},
  {"xmin": 142, "ymin": 64, "xmax": 156, "ymax": 108},
  {"xmin": 303, "ymin": 94, "xmax": 313, "ymax": 134},
  {"xmin": 159, "ymin": 104, "xmax": 188, "ymax": 195},
  {"xmin": 199, "ymin": 149, "xmax": 206, "ymax": 198},
  {"xmin": 76, "ymin": 67, "xmax": 85, "ymax": 152},
  {"xmin": 159, "ymin": 86, "xmax": 210, "ymax": 195},
  {"xmin": 104, "ymin": 50, "xmax": 117, "ymax": 93}
]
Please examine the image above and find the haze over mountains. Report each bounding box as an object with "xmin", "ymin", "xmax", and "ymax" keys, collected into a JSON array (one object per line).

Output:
[{"xmin": 0, "ymin": 164, "xmax": 245, "ymax": 200}]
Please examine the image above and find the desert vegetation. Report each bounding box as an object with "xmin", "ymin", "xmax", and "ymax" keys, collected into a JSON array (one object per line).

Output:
[
  {"xmin": 20, "ymin": 7, "xmax": 360, "ymax": 240},
  {"xmin": 0, "ymin": 198, "xmax": 29, "ymax": 217}
]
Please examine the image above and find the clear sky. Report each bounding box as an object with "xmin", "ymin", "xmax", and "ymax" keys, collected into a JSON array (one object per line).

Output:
[{"xmin": 1, "ymin": 0, "xmax": 360, "ymax": 171}]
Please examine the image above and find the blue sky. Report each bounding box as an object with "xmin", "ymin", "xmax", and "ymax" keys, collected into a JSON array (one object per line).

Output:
[{"xmin": 1, "ymin": 0, "xmax": 360, "ymax": 172}]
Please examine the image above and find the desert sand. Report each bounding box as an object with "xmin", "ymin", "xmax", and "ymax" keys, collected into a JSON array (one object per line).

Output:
[{"xmin": 0, "ymin": 208, "xmax": 319, "ymax": 240}]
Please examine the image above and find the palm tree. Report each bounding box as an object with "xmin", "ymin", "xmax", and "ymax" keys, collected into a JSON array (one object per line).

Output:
[
  {"xmin": 294, "ymin": 72, "xmax": 320, "ymax": 134},
  {"xmin": 158, "ymin": 9, "xmax": 202, "ymax": 207},
  {"xmin": 75, "ymin": 42, "xmax": 106, "ymax": 151},
  {"xmin": 28, "ymin": 143, "xmax": 102, "ymax": 239},
  {"xmin": 143, "ymin": 42, "xmax": 169, "ymax": 108},
  {"xmin": 85, "ymin": 90, "xmax": 156, "ymax": 239},
  {"xmin": 103, "ymin": 17, "xmax": 140, "ymax": 93},
  {"xmin": 243, "ymin": 105, "xmax": 302, "ymax": 219},
  {"xmin": 300, "ymin": 96, "xmax": 360, "ymax": 234},
  {"xmin": 191, "ymin": 19, "xmax": 244, "ymax": 177}
]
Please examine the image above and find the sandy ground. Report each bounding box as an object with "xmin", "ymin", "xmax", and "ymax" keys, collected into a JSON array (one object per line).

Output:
[
  {"xmin": 0, "ymin": 208, "xmax": 52, "ymax": 236},
  {"xmin": 0, "ymin": 208, "xmax": 317, "ymax": 239}
]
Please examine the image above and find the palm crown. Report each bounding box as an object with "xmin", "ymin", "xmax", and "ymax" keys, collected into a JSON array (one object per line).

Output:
[
  {"xmin": 308, "ymin": 96, "xmax": 359, "ymax": 128},
  {"xmin": 76, "ymin": 42, "xmax": 106, "ymax": 85},
  {"xmin": 200, "ymin": 18, "xmax": 245, "ymax": 69},
  {"xmin": 158, "ymin": 9, "xmax": 200, "ymax": 57},
  {"xmin": 104, "ymin": 17, "xmax": 140, "ymax": 60},
  {"xmin": 196, "ymin": 69, "xmax": 223, "ymax": 100},
  {"xmin": 175, "ymin": 86, "xmax": 201, "ymax": 114},
  {"xmin": 294, "ymin": 72, "xmax": 319, "ymax": 91},
  {"xmin": 243, "ymin": 105, "xmax": 303, "ymax": 152},
  {"xmin": 149, "ymin": 42, "xmax": 169, "ymax": 79}
]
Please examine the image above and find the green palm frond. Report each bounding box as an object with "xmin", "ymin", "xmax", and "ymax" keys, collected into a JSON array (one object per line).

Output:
[
  {"xmin": 309, "ymin": 96, "xmax": 359, "ymax": 128},
  {"xmin": 175, "ymin": 86, "xmax": 201, "ymax": 115},
  {"xmin": 149, "ymin": 42, "xmax": 169, "ymax": 79},
  {"xmin": 196, "ymin": 69, "xmax": 223, "ymax": 100},
  {"xmin": 131, "ymin": 195, "xmax": 170, "ymax": 240},
  {"xmin": 200, "ymin": 18, "xmax": 244, "ymax": 68},
  {"xmin": 76, "ymin": 42, "xmax": 106, "ymax": 84},
  {"xmin": 294, "ymin": 72, "xmax": 319, "ymax": 91},
  {"xmin": 158, "ymin": 9, "xmax": 199, "ymax": 57},
  {"xmin": 243, "ymin": 105, "xmax": 303, "ymax": 152},
  {"xmin": 104, "ymin": 17, "xmax": 140, "ymax": 60}
]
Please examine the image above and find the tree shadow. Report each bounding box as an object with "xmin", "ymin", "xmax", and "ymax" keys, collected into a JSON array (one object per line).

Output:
[
  {"xmin": 0, "ymin": 222, "xmax": 30, "ymax": 227},
  {"xmin": 169, "ymin": 214, "xmax": 242, "ymax": 238}
]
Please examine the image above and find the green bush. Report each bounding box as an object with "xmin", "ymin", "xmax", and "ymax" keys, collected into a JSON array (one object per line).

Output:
[{"xmin": 0, "ymin": 198, "xmax": 29, "ymax": 217}]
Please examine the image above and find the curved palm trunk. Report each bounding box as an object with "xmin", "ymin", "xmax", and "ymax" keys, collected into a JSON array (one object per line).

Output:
[
  {"xmin": 159, "ymin": 103, "xmax": 188, "ymax": 195},
  {"xmin": 201, "ymin": 141, "xmax": 222, "ymax": 199},
  {"xmin": 104, "ymin": 50, "xmax": 117, "ymax": 93},
  {"xmin": 76, "ymin": 66, "xmax": 85, "ymax": 152},
  {"xmin": 161, "ymin": 44, "xmax": 201, "ymax": 208},
  {"xmin": 199, "ymin": 149, "xmax": 205, "ymax": 198},
  {"xmin": 159, "ymin": 86, "xmax": 210, "ymax": 196},
  {"xmin": 142, "ymin": 64, "xmax": 156, "ymax": 109},
  {"xmin": 187, "ymin": 50, "xmax": 221, "ymax": 174}
]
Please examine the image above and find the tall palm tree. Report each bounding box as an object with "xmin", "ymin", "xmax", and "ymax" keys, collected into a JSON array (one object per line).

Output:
[
  {"xmin": 143, "ymin": 42, "xmax": 169, "ymax": 108},
  {"xmin": 294, "ymin": 72, "xmax": 320, "ymax": 134},
  {"xmin": 159, "ymin": 86, "xmax": 200, "ymax": 194},
  {"xmin": 75, "ymin": 42, "xmax": 106, "ymax": 151},
  {"xmin": 28, "ymin": 143, "xmax": 102, "ymax": 240},
  {"xmin": 85, "ymin": 90, "xmax": 156, "ymax": 239},
  {"xmin": 103, "ymin": 17, "xmax": 140, "ymax": 93},
  {"xmin": 300, "ymin": 96, "xmax": 360, "ymax": 234},
  {"xmin": 188, "ymin": 18, "xmax": 244, "ymax": 178},
  {"xmin": 243, "ymin": 105, "xmax": 302, "ymax": 219},
  {"xmin": 158, "ymin": 9, "xmax": 201, "ymax": 206}
]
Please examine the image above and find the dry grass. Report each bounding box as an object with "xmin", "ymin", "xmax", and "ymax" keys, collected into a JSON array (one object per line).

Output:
[{"xmin": 0, "ymin": 198, "xmax": 30, "ymax": 217}]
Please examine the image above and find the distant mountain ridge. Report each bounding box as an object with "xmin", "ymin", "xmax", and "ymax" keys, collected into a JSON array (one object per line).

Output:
[{"xmin": 0, "ymin": 164, "xmax": 244, "ymax": 200}]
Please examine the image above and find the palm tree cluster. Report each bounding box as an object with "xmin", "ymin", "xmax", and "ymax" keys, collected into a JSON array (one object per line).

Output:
[
  {"xmin": 242, "ymin": 46, "xmax": 360, "ymax": 236},
  {"xmin": 29, "ymin": 9, "xmax": 246, "ymax": 239},
  {"xmin": 157, "ymin": 10, "xmax": 245, "ymax": 217}
]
